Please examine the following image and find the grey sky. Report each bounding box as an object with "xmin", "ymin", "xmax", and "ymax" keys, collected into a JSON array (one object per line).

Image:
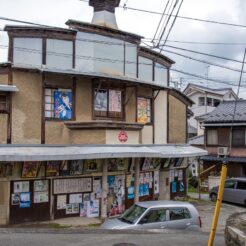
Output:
[{"xmin": 1, "ymin": 0, "xmax": 246, "ymax": 97}]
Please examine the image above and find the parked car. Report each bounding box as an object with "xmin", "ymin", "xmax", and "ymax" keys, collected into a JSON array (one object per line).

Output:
[
  {"xmin": 100, "ymin": 201, "xmax": 201, "ymax": 231},
  {"xmin": 209, "ymin": 178, "xmax": 246, "ymax": 206}
]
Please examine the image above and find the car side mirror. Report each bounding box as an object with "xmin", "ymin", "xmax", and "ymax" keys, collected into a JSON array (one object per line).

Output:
[{"xmin": 139, "ymin": 217, "xmax": 148, "ymax": 224}]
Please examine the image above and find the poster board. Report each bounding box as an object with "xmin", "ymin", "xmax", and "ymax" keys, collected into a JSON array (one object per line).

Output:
[
  {"xmin": 54, "ymin": 91, "xmax": 72, "ymax": 120},
  {"xmin": 22, "ymin": 162, "xmax": 41, "ymax": 178},
  {"xmin": 46, "ymin": 161, "xmax": 60, "ymax": 177}
]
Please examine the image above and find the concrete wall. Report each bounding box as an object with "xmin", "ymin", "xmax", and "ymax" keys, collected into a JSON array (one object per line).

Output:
[
  {"xmin": 141, "ymin": 125, "xmax": 153, "ymax": 144},
  {"xmin": 0, "ymin": 180, "xmax": 10, "ymax": 225},
  {"xmin": 12, "ymin": 71, "xmax": 42, "ymax": 144},
  {"xmin": 159, "ymin": 171, "xmax": 170, "ymax": 200},
  {"xmin": 168, "ymin": 95, "xmax": 187, "ymax": 144},
  {"xmin": 106, "ymin": 130, "xmax": 139, "ymax": 144}
]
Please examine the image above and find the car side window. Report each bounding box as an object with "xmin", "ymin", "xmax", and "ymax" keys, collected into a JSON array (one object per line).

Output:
[
  {"xmin": 236, "ymin": 181, "xmax": 246, "ymax": 190},
  {"xmin": 169, "ymin": 208, "xmax": 191, "ymax": 221},
  {"xmin": 140, "ymin": 209, "xmax": 166, "ymax": 224},
  {"xmin": 224, "ymin": 180, "xmax": 235, "ymax": 189}
]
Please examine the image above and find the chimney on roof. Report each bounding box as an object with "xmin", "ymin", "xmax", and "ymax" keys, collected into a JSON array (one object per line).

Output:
[{"xmin": 89, "ymin": 0, "xmax": 120, "ymax": 29}]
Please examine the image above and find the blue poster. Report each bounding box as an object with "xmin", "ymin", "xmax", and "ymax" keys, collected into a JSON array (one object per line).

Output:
[
  {"xmin": 54, "ymin": 91, "xmax": 72, "ymax": 120},
  {"xmin": 107, "ymin": 176, "xmax": 115, "ymax": 188},
  {"xmin": 19, "ymin": 192, "xmax": 31, "ymax": 208},
  {"xmin": 139, "ymin": 184, "xmax": 149, "ymax": 197},
  {"xmin": 128, "ymin": 186, "xmax": 134, "ymax": 199},
  {"xmin": 171, "ymin": 181, "xmax": 177, "ymax": 193},
  {"xmin": 180, "ymin": 181, "xmax": 184, "ymax": 192}
]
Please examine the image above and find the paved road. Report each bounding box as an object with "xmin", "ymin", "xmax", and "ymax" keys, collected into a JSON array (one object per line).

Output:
[{"xmin": 0, "ymin": 229, "xmax": 225, "ymax": 246}]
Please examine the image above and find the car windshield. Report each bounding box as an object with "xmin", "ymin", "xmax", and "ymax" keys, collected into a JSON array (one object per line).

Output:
[{"xmin": 119, "ymin": 205, "xmax": 147, "ymax": 224}]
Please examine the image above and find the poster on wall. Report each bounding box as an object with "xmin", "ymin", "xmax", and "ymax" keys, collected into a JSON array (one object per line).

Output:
[
  {"xmin": 180, "ymin": 181, "xmax": 185, "ymax": 192},
  {"xmin": 84, "ymin": 160, "xmax": 99, "ymax": 173},
  {"xmin": 11, "ymin": 193, "xmax": 20, "ymax": 206},
  {"xmin": 127, "ymin": 186, "xmax": 134, "ymax": 199},
  {"xmin": 70, "ymin": 160, "xmax": 83, "ymax": 175},
  {"xmin": 94, "ymin": 89, "xmax": 107, "ymax": 111},
  {"xmin": 87, "ymin": 200, "xmax": 100, "ymax": 218},
  {"xmin": 54, "ymin": 91, "xmax": 72, "ymax": 120},
  {"xmin": 109, "ymin": 90, "xmax": 121, "ymax": 112},
  {"xmin": 142, "ymin": 158, "xmax": 153, "ymax": 171},
  {"xmin": 19, "ymin": 192, "xmax": 31, "ymax": 208},
  {"xmin": 178, "ymin": 170, "xmax": 183, "ymax": 181},
  {"xmin": 34, "ymin": 192, "xmax": 49, "ymax": 203},
  {"xmin": 69, "ymin": 193, "xmax": 82, "ymax": 204},
  {"xmin": 57, "ymin": 195, "xmax": 67, "ymax": 210},
  {"xmin": 60, "ymin": 160, "xmax": 70, "ymax": 176},
  {"xmin": 154, "ymin": 171, "xmax": 159, "ymax": 194},
  {"xmin": 170, "ymin": 170, "xmax": 174, "ymax": 182},
  {"xmin": 34, "ymin": 180, "xmax": 49, "ymax": 192},
  {"xmin": 137, "ymin": 97, "xmax": 150, "ymax": 123},
  {"xmin": 107, "ymin": 159, "xmax": 126, "ymax": 172},
  {"xmin": 83, "ymin": 193, "xmax": 90, "ymax": 202},
  {"xmin": 171, "ymin": 181, "xmax": 177, "ymax": 193},
  {"xmin": 46, "ymin": 161, "xmax": 60, "ymax": 177},
  {"xmin": 139, "ymin": 184, "xmax": 149, "ymax": 197},
  {"xmin": 93, "ymin": 179, "xmax": 102, "ymax": 199},
  {"xmin": 80, "ymin": 202, "xmax": 88, "ymax": 217},
  {"xmin": 22, "ymin": 162, "xmax": 40, "ymax": 178},
  {"xmin": 14, "ymin": 181, "xmax": 29, "ymax": 193}
]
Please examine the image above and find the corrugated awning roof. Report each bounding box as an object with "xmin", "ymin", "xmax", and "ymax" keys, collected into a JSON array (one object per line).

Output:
[
  {"xmin": 0, "ymin": 85, "xmax": 18, "ymax": 92},
  {"xmin": 201, "ymin": 155, "xmax": 246, "ymax": 163},
  {"xmin": 0, "ymin": 144, "xmax": 207, "ymax": 162}
]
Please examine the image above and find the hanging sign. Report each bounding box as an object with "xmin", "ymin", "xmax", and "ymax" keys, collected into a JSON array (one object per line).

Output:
[{"xmin": 118, "ymin": 130, "xmax": 128, "ymax": 143}]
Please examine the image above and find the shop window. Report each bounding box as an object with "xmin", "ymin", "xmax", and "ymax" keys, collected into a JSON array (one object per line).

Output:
[
  {"xmin": 206, "ymin": 129, "xmax": 218, "ymax": 145},
  {"xmin": 93, "ymin": 88, "xmax": 123, "ymax": 119},
  {"xmin": 232, "ymin": 129, "xmax": 245, "ymax": 147},
  {"xmin": 213, "ymin": 99, "xmax": 220, "ymax": 107},
  {"xmin": 198, "ymin": 97, "xmax": 205, "ymax": 106},
  {"xmin": 169, "ymin": 208, "xmax": 191, "ymax": 220},
  {"xmin": 207, "ymin": 97, "xmax": 213, "ymax": 107},
  {"xmin": 45, "ymin": 88, "xmax": 73, "ymax": 120},
  {"xmin": 137, "ymin": 97, "xmax": 152, "ymax": 123},
  {"xmin": 0, "ymin": 94, "xmax": 8, "ymax": 112}
]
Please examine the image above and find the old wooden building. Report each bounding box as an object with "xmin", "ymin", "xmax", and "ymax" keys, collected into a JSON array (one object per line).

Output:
[{"xmin": 0, "ymin": 0, "xmax": 206, "ymax": 224}]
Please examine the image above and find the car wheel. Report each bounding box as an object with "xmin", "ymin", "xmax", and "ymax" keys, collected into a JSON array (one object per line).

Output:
[{"xmin": 210, "ymin": 193, "xmax": 217, "ymax": 202}]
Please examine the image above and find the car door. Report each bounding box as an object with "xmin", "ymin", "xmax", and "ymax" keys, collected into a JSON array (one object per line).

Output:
[
  {"xmin": 223, "ymin": 180, "xmax": 236, "ymax": 202},
  {"xmin": 233, "ymin": 181, "xmax": 246, "ymax": 205},
  {"xmin": 136, "ymin": 208, "xmax": 168, "ymax": 229},
  {"xmin": 166, "ymin": 207, "xmax": 193, "ymax": 230}
]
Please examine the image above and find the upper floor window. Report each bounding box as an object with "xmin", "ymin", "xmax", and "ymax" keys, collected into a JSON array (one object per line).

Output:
[
  {"xmin": 213, "ymin": 99, "xmax": 220, "ymax": 107},
  {"xmin": 198, "ymin": 97, "xmax": 205, "ymax": 106},
  {"xmin": 207, "ymin": 97, "xmax": 213, "ymax": 107},
  {"xmin": 0, "ymin": 94, "xmax": 8, "ymax": 113},
  {"xmin": 93, "ymin": 88, "xmax": 123, "ymax": 119},
  {"xmin": 137, "ymin": 97, "xmax": 152, "ymax": 124},
  {"xmin": 232, "ymin": 129, "xmax": 246, "ymax": 147},
  {"xmin": 45, "ymin": 88, "xmax": 73, "ymax": 120},
  {"xmin": 207, "ymin": 129, "xmax": 218, "ymax": 145}
]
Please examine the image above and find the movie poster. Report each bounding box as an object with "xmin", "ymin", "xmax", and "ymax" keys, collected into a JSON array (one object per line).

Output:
[
  {"xmin": 57, "ymin": 195, "xmax": 66, "ymax": 210},
  {"xmin": 137, "ymin": 97, "xmax": 150, "ymax": 123},
  {"xmin": 70, "ymin": 160, "xmax": 83, "ymax": 175},
  {"xmin": 46, "ymin": 161, "xmax": 60, "ymax": 177},
  {"xmin": 54, "ymin": 91, "xmax": 72, "ymax": 120},
  {"xmin": 19, "ymin": 192, "xmax": 31, "ymax": 208},
  {"xmin": 109, "ymin": 90, "xmax": 121, "ymax": 112},
  {"xmin": 22, "ymin": 162, "xmax": 40, "ymax": 178},
  {"xmin": 94, "ymin": 89, "xmax": 107, "ymax": 111}
]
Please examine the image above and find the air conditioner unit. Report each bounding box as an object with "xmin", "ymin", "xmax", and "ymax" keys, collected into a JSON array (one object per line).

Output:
[{"xmin": 217, "ymin": 147, "xmax": 228, "ymax": 157}]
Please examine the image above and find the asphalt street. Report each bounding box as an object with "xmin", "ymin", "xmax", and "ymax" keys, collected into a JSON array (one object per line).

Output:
[{"xmin": 0, "ymin": 229, "xmax": 225, "ymax": 246}]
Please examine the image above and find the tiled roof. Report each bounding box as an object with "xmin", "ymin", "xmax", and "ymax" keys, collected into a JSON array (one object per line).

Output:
[
  {"xmin": 189, "ymin": 135, "xmax": 204, "ymax": 145},
  {"xmin": 200, "ymin": 100, "xmax": 246, "ymax": 123}
]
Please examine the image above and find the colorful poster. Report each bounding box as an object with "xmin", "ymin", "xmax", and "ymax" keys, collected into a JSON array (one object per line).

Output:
[
  {"xmin": 19, "ymin": 192, "xmax": 31, "ymax": 208},
  {"xmin": 178, "ymin": 170, "xmax": 183, "ymax": 181},
  {"xmin": 11, "ymin": 193, "xmax": 20, "ymax": 206},
  {"xmin": 69, "ymin": 193, "xmax": 82, "ymax": 204},
  {"xmin": 142, "ymin": 158, "xmax": 153, "ymax": 171},
  {"xmin": 154, "ymin": 171, "xmax": 159, "ymax": 194},
  {"xmin": 127, "ymin": 186, "xmax": 134, "ymax": 199},
  {"xmin": 54, "ymin": 91, "xmax": 72, "ymax": 120},
  {"xmin": 94, "ymin": 89, "xmax": 107, "ymax": 111},
  {"xmin": 57, "ymin": 195, "xmax": 66, "ymax": 210},
  {"xmin": 22, "ymin": 162, "xmax": 40, "ymax": 178},
  {"xmin": 180, "ymin": 181, "xmax": 185, "ymax": 192},
  {"xmin": 46, "ymin": 161, "xmax": 60, "ymax": 177},
  {"xmin": 137, "ymin": 97, "xmax": 150, "ymax": 123},
  {"xmin": 109, "ymin": 90, "xmax": 121, "ymax": 112},
  {"xmin": 70, "ymin": 160, "xmax": 83, "ymax": 175},
  {"xmin": 34, "ymin": 192, "xmax": 49, "ymax": 203},
  {"xmin": 170, "ymin": 170, "xmax": 174, "ymax": 182},
  {"xmin": 84, "ymin": 160, "xmax": 99, "ymax": 172},
  {"xmin": 34, "ymin": 180, "xmax": 49, "ymax": 192},
  {"xmin": 87, "ymin": 200, "xmax": 100, "ymax": 218},
  {"xmin": 93, "ymin": 179, "xmax": 102, "ymax": 199},
  {"xmin": 83, "ymin": 193, "xmax": 90, "ymax": 202},
  {"xmin": 14, "ymin": 181, "xmax": 29, "ymax": 193},
  {"xmin": 80, "ymin": 202, "xmax": 88, "ymax": 217},
  {"xmin": 172, "ymin": 181, "xmax": 177, "ymax": 193}
]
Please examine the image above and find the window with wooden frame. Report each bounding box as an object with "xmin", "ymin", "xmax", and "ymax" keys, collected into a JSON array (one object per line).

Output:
[
  {"xmin": 45, "ymin": 88, "xmax": 73, "ymax": 120},
  {"xmin": 93, "ymin": 88, "xmax": 123, "ymax": 119},
  {"xmin": 0, "ymin": 94, "xmax": 8, "ymax": 113},
  {"xmin": 206, "ymin": 129, "xmax": 218, "ymax": 145},
  {"xmin": 232, "ymin": 129, "xmax": 245, "ymax": 147},
  {"xmin": 137, "ymin": 97, "xmax": 152, "ymax": 124}
]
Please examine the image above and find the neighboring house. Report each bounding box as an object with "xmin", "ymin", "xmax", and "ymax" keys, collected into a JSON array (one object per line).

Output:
[
  {"xmin": 183, "ymin": 83, "xmax": 238, "ymax": 137},
  {"xmin": 0, "ymin": 0, "xmax": 206, "ymax": 225},
  {"xmin": 196, "ymin": 100, "xmax": 246, "ymax": 179}
]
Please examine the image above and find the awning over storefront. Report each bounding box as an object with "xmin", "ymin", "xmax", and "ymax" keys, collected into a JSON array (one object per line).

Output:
[
  {"xmin": 201, "ymin": 155, "xmax": 246, "ymax": 164},
  {"xmin": 0, "ymin": 85, "xmax": 18, "ymax": 92},
  {"xmin": 0, "ymin": 144, "xmax": 207, "ymax": 162}
]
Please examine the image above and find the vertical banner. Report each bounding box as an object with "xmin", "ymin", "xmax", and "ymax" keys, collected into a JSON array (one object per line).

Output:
[{"xmin": 54, "ymin": 91, "xmax": 72, "ymax": 119}]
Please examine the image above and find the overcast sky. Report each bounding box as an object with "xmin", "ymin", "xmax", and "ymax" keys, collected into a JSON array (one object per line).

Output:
[{"xmin": 1, "ymin": 0, "xmax": 246, "ymax": 97}]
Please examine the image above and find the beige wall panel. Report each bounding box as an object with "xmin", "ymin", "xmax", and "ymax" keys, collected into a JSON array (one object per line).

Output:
[
  {"xmin": 169, "ymin": 95, "xmax": 186, "ymax": 144},
  {"xmin": 45, "ymin": 121, "xmax": 70, "ymax": 144},
  {"xmin": 70, "ymin": 130, "xmax": 106, "ymax": 144},
  {"xmin": 159, "ymin": 171, "xmax": 170, "ymax": 200},
  {"xmin": 125, "ymin": 87, "xmax": 136, "ymax": 123},
  {"xmin": 12, "ymin": 72, "xmax": 42, "ymax": 144},
  {"xmin": 154, "ymin": 90, "xmax": 167, "ymax": 144},
  {"xmin": 0, "ymin": 74, "xmax": 8, "ymax": 85},
  {"xmin": 45, "ymin": 74, "xmax": 73, "ymax": 87},
  {"xmin": 137, "ymin": 86, "xmax": 152, "ymax": 97},
  {"xmin": 0, "ymin": 114, "xmax": 7, "ymax": 144},
  {"xmin": 106, "ymin": 130, "xmax": 139, "ymax": 144},
  {"xmin": 0, "ymin": 180, "xmax": 10, "ymax": 225},
  {"xmin": 76, "ymin": 78, "xmax": 92, "ymax": 121},
  {"xmin": 141, "ymin": 125, "xmax": 153, "ymax": 144}
]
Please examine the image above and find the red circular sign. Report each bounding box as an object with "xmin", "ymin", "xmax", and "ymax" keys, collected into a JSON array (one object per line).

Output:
[{"xmin": 118, "ymin": 130, "xmax": 128, "ymax": 142}]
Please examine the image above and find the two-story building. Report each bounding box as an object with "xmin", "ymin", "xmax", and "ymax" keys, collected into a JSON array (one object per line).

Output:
[
  {"xmin": 0, "ymin": 0, "xmax": 206, "ymax": 224},
  {"xmin": 183, "ymin": 83, "xmax": 237, "ymax": 137}
]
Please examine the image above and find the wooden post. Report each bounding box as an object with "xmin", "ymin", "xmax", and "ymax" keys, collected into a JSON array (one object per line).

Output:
[
  {"xmin": 101, "ymin": 159, "xmax": 108, "ymax": 218},
  {"xmin": 134, "ymin": 158, "xmax": 140, "ymax": 203},
  {"xmin": 198, "ymin": 159, "xmax": 201, "ymax": 200}
]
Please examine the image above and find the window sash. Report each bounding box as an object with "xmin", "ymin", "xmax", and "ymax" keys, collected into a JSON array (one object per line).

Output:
[
  {"xmin": 232, "ymin": 129, "xmax": 245, "ymax": 146},
  {"xmin": 198, "ymin": 97, "xmax": 205, "ymax": 106},
  {"xmin": 0, "ymin": 94, "xmax": 8, "ymax": 112},
  {"xmin": 207, "ymin": 129, "xmax": 218, "ymax": 145}
]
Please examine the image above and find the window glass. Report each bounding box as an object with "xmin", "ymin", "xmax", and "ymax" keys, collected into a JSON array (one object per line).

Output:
[
  {"xmin": 141, "ymin": 209, "xmax": 166, "ymax": 224},
  {"xmin": 218, "ymin": 128, "xmax": 230, "ymax": 147},
  {"xmin": 213, "ymin": 99, "xmax": 220, "ymax": 107},
  {"xmin": 207, "ymin": 97, "xmax": 212, "ymax": 106},
  {"xmin": 137, "ymin": 97, "xmax": 151, "ymax": 123},
  {"xmin": 232, "ymin": 129, "xmax": 245, "ymax": 147},
  {"xmin": 0, "ymin": 94, "xmax": 8, "ymax": 112},
  {"xmin": 94, "ymin": 89, "xmax": 107, "ymax": 112},
  {"xmin": 120, "ymin": 205, "xmax": 146, "ymax": 224},
  {"xmin": 236, "ymin": 181, "xmax": 246, "ymax": 190},
  {"xmin": 169, "ymin": 208, "xmax": 191, "ymax": 221},
  {"xmin": 138, "ymin": 56, "xmax": 153, "ymax": 82},
  {"xmin": 207, "ymin": 129, "xmax": 218, "ymax": 145},
  {"xmin": 225, "ymin": 180, "xmax": 235, "ymax": 189},
  {"xmin": 198, "ymin": 97, "xmax": 205, "ymax": 106},
  {"xmin": 45, "ymin": 88, "xmax": 73, "ymax": 120}
]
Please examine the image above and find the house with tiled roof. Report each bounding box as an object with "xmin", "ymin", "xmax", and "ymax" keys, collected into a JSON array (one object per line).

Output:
[{"xmin": 183, "ymin": 83, "xmax": 238, "ymax": 137}]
